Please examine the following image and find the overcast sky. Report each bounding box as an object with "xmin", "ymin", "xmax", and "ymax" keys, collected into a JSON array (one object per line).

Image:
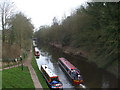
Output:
[{"xmin": 8, "ymin": 0, "xmax": 88, "ymax": 29}]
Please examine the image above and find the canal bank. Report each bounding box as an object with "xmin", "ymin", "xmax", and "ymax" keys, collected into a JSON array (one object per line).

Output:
[
  {"xmin": 48, "ymin": 43, "xmax": 118, "ymax": 78},
  {"xmin": 31, "ymin": 52, "xmax": 49, "ymax": 89},
  {"xmin": 37, "ymin": 44, "xmax": 118, "ymax": 88}
]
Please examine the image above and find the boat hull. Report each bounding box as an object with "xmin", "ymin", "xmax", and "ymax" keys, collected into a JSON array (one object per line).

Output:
[
  {"xmin": 41, "ymin": 70, "xmax": 53, "ymax": 88},
  {"xmin": 58, "ymin": 61, "xmax": 74, "ymax": 83},
  {"xmin": 35, "ymin": 55, "xmax": 39, "ymax": 58},
  {"xmin": 58, "ymin": 61, "xmax": 83, "ymax": 85},
  {"xmin": 42, "ymin": 74, "xmax": 63, "ymax": 89},
  {"xmin": 41, "ymin": 66, "xmax": 63, "ymax": 89}
]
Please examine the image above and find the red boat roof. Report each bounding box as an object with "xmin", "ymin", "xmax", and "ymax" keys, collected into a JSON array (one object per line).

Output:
[{"xmin": 59, "ymin": 57, "xmax": 76, "ymax": 70}]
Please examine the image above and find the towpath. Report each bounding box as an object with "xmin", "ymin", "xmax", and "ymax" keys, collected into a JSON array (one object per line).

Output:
[{"xmin": 24, "ymin": 50, "xmax": 43, "ymax": 89}]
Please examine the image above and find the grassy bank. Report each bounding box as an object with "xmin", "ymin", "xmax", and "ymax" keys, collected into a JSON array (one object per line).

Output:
[
  {"xmin": 49, "ymin": 44, "xmax": 118, "ymax": 78},
  {"xmin": 31, "ymin": 55, "xmax": 49, "ymax": 89},
  {"xmin": 2, "ymin": 66, "xmax": 34, "ymax": 88}
]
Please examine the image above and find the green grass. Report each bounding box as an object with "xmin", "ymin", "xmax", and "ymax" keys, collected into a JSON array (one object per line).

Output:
[
  {"xmin": 0, "ymin": 71, "xmax": 2, "ymax": 89},
  {"xmin": 31, "ymin": 54, "xmax": 49, "ymax": 89},
  {"xmin": 2, "ymin": 66, "xmax": 35, "ymax": 88}
]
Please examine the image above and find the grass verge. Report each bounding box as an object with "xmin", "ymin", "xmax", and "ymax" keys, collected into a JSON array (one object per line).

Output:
[
  {"xmin": 0, "ymin": 71, "xmax": 2, "ymax": 89},
  {"xmin": 31, "ymin": 54, "xmax": 49, "ymax": 89},
  {"xmin": 2, "ymin": 66, "xmax": 35, "ymax": 88}
]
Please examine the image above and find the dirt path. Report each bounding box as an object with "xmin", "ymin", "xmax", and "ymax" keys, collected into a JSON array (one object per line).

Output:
[
  {"xmin": 24, "ymin": 50, "xmax": 43, "ymax": 89},
  {"xmin": 0, "ymin": 64, "xmax": 21, "ymax": 71}
]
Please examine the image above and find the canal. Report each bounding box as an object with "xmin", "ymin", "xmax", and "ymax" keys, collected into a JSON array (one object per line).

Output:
[{"xmin": 35, "ymin": 45, "xmax": 118, "ymax": 89}]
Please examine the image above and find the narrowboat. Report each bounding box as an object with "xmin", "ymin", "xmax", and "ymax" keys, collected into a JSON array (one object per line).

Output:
[
  {"xmin": 33, "ymin": 41, "xmax": 37, "ymax": 47},
  {"xmin": 41, "ymin": 65, "xmax": 63, "ymax": 89},
  {"xmin": 34, "ymin": 47, "xmax": 40, "ymax": 58},
  {"xmin": 58, "ymin": 57, "xmax": 83, "ymax": 85}
]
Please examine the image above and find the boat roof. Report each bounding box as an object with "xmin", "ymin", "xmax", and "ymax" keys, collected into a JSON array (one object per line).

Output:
[
  {"xmin": 41, "ymin": 65, "xmax": 58, "ymax": 78},
  {"xmin": 34, "ymin": 47, "xmax": 39, "ymax": 52},
  {"xmin": 33, "ymin": 42, "xmax": 37, "ymax": 46},
  {"xmin": 59, "ymin": 57, "xmax": 76, "ymax": 70}
]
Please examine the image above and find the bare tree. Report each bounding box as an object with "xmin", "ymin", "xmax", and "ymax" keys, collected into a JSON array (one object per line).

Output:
[
  {"xmin": 0, "ymin": 0, "xmax": 15, "ymax": 30},
  {"xmin": 0, "ymin": 0, "xmax": 15, "ymax": 42}
]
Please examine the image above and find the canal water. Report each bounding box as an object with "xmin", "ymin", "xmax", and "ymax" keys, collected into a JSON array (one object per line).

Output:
[{"xmin": 35, "ymin": 45, "xmax": 118, "ymax": 89}]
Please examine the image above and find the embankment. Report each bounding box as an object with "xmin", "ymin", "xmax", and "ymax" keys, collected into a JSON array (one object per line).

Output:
[
  {"xmin": 31, "ymin": 54, "xmax": 49, "ymax": 88},
  {"xmin": 49, "ymin": 43, "xmax": 118, "ymax": 78}
]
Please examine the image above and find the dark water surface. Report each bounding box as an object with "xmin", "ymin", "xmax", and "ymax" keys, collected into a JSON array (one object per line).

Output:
[{"xmin": 35, "ymin": 45, "xmax": 118, "ymax": 89}]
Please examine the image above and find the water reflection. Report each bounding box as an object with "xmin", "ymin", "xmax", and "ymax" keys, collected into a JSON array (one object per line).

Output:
[
  {"xmin": 35, "ymin": 45, "xmax": 118, "ymax": 89},
  {"xmin": 36, "ymin": 49, "xmax": 75, "ymax": 89}
]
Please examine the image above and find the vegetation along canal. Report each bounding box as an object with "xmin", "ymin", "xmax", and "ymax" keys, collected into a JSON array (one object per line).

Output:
[{"xmin": 35, "ymin": 45, "xmax": 118, "ymax": 89}]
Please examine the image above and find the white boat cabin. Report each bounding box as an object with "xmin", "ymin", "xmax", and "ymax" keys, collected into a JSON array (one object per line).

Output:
[
  {"xmin": 34, "ymin": 47, "xmax": 39, "ymax": 52},
  {"xmin": 41, "ymin": 65, "xmax": 58, "ymax": 78}
]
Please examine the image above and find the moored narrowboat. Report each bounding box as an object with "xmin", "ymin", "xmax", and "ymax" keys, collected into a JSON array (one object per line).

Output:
[
  {"xmin": 34, "ymin": 47, "xmax": 40, "ymax": 58},
  {"xmin": 33, "ymin": 40, "xmax": 37, "ymax": 47},
  {"xmin": 58, "ymin": 57, "xmax": 83, "ymax": 85},
  {"xmin": 41, "ymin": 65, "xmax": 63, "ymax": 89}
]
